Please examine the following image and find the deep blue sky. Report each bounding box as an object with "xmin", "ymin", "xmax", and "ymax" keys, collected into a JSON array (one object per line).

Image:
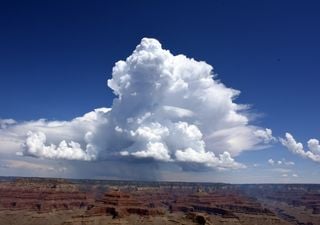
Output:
[
  {"xmin": 0, "ymin": 0, "xmax": 320, "ymax": 181},
  {"xmin": 1, "ymin": 0, "xmax": 319, "ymax": 137}
]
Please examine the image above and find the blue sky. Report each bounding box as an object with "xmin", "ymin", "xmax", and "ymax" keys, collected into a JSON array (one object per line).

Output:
[{"xmin": 0, "ymin": 0, "xmax": 319, "ymax": 183}]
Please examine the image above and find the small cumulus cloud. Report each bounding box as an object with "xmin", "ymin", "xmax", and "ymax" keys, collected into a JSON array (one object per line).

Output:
[
  {"xmin": 268, "ymin": 159, "xmax": 275, "ymax": 165},
  {"xmin": 280, "ymin": 133, "xmax": 320, "ymax": 163},
  {"xmin": 268, "ymin": 158, "xmax": 295, "ymax": 166},
  {"xmin": 254, "ymin": 128, "xmax": 277, "ymax": 144}
]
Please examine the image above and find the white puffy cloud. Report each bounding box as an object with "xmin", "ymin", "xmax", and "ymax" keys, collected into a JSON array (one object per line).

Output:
[
  {"xmin": 268, "ymin": 159, "xmax": 275, "ymax": 165},
  {"xmin": 254, "ymin": 128, "xmax": 276, "ymax": 144},
  {"xmin": 280, "ymin": 133, "xmax": 305, "ymax": 155},
  {"xmin": 175, "ymin": 149, "xmax": 245, "ymax": 169},
  {"xmin": 280, "ymin": 133, "xmax": 320, "ymax": 163},
  {"xmin": 0, "ymin": 108, "xmax": 110, "ymax": 158},
  {"xmin": 23, "ymin": 131, "xmax": 95, "ymax": 160},
  {"xmin": 0, "ymin": 38, "xmax": 276, "ymax": 170},
  {"xmin": 308, "ymin": 139, "xmax": 320, "ymax": 154},
  {"xmin": 268, "ymin": 158, "xmax": 295, "ymax": 166}
]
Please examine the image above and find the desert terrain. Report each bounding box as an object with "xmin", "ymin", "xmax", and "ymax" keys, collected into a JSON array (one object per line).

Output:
[{"xmin": 0, "ymin": 177, "xmax": 319, "ymax": 225}]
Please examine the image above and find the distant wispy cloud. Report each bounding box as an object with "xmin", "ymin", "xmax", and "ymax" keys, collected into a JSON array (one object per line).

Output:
[{"xmin": 0, "ymin": 159, "xmax": 66, "ymax": 172}]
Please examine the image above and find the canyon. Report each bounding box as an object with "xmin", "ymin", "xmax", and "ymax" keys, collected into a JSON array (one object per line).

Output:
[{"xmin": 0, "ymin": 177, "xmax": 319, "ymax": 225}]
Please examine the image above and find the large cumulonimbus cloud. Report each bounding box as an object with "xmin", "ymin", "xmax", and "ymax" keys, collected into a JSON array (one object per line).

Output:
[{"xmin": 1, "ymin": 38, "xmax": 276, "ymax": 170}]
